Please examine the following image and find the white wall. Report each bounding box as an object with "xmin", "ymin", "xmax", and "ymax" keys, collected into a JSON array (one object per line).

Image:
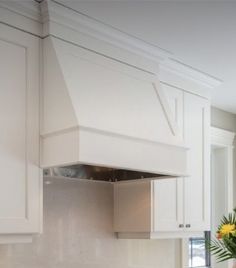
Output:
[{"xmin": 0, "ymin": 177, "xmax": 181, "ymax": 268}]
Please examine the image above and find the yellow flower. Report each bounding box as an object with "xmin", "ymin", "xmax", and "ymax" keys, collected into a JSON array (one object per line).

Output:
[{"xmin": 219, "ymin": 224, "xmax": 235, "ymax": 236}]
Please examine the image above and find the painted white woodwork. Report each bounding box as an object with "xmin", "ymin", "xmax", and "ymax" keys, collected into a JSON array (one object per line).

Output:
[
  {"xmin": 40, "ymin": 0, "xmax": 168, "ymax": 73},
  {"xmin": 114, "ymin": 87, "xmax": 211, "ymax": 238},
  {"xmin": 40, "ymin": 0, "xmax": 221, "ymax": 98},
  {"xmin": 0, "ymin": 0, "xmax": 222, "ymax": 98},
  {"xmin": 0, "ymin": 0, "xmax": 220, "ymax": 245},
  {"xmin": 114, "ymin": 179, "xmax": 207, "ymax": 239},
  {"xmin": 184, "ymin": 93, "xmax": 211, "ymax": 231},
  {"xmin": 165, "ymin": 86, "xmax": 211, "ymax": 232},
  {"xmin": 153, "ymin": 178, "xmax": 183, "ymax": 232},
  {"xmin": 41, "ymin": 36, "xmax": 188, "ymax": 177},
  {"xmin": 153, "ymin": 84, "xmax": 184, "ymax": 232},
  {"xmin": 211, "ymin": 148, "xmax": 228, "ymax": 233},
  {"xmin": 182, "ymin": 127, "xmax": 235, "ymax": 268},
  {"xmin": 42, "ymin": 37, "xmax": 180, "ymax": 143},
  {"xmin": 114, "ymin": 180, "xmax": 152, "ymax": 233},
  {"xmin": 0, "ymin": 1, "xmax": 42, "ymax": 37},
  {"xmin": 0, "ymin": 24, "xmax": 41, "ymax": 242},
  {"xmin": 159, "ymin": 60, "xmax": 221, "ymax": 98},
  {"xmin": 211, "ymin": 127, "xmax": 235, "ymax": 268},
  {"xmin": 211, "ymin": 127, "xmax": 235, "ymax": 147},
  {"xmin": 161, "ymin": 83, "xmax": 184, "ymax": 137}
]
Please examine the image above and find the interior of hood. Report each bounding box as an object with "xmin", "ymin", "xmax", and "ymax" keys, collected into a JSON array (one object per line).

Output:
[{"xmin": 43, "ymin": 164, "xmax": 168, "ymax": 182}]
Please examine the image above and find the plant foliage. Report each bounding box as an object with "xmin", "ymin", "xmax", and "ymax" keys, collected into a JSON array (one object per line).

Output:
[{"xmin": 208, "ymin": 208, "xmax": 236, "ymax": 262}]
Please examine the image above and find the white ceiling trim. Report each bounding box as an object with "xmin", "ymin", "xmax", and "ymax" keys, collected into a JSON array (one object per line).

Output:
[
  {"xmin": 0, "ymin": 1, "xmax": 41, "ymax": 22},
  {"xmin": 160, "ymin": 58, "xmax": 222, "ymax": 89},
  {"xmin": 0, "ymin": 0, "xmax": 223, "ymax": 91},
  {"xmin": 0, "ymin": 1, "xmax": 42, "ymax": 37},
  {"xmin": 211, "ymin": 126, "xmax": 235, "ymax": 146},
  {"xmin": 41, "ymin": 0, "xmax": 222, "ymax": 90},
  {"xmin": 41, "ymin": 0, "xmax": 171, "ymax": 62}
]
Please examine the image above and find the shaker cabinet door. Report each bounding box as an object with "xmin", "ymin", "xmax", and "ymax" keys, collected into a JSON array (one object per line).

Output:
[
  {"xmin": 153, "ymin": 84, "xmax": 184, "ymax": 232},
  {"xmin": 184, "ymin": 92, "xmax": 210, "ymax": 231},
  {"xmin": 153, "ymin": 178, "xmax": 184, "ymax": 232},
  {"xmin": 0, "ymin": 24, "xmax": 41, "ymax": 235}
]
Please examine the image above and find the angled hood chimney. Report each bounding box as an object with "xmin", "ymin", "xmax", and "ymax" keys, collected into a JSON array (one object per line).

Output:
[
  {"xmin": 41, "ymin": 36, "xmax": 188, "ymax": 177},
  {"xmin": 39, "ymin": 0, "xmax": 192, "ymax": 178}
]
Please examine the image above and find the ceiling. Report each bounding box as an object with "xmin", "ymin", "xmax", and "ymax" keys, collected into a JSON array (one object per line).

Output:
[{"xmin": 56, "ymin": 0, "xmax": 236, "ymax": 114}]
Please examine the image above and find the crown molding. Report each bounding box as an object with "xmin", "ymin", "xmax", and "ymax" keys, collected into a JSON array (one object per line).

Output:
[
  {"xmin": 0, "ymin": 1, "xmax": 42, "ymax": 36},
  {"xmin": 0, "ymin": 0, "xmax": 224, "ymax": 91},
  {"xmin": 40, "ymin": 0, "xmax": 222, "ymax": 91},
  {"xmin": 160, "ymin": 58, "xmax": 222, "ymax": 90},
  {"xmin": 40, "ymin": 0, "xmax": 171, "ymax": 63},
  {"xmin": 1, "ymin": 0, "xmax": 221, "ymax": 91},
  {"xmin": 211, "ymin": 126, "xmax": 235, "ymax": 146},
  {"xmin": 0, "ymin": 1, "xmax": 41, "ymax": 22}
]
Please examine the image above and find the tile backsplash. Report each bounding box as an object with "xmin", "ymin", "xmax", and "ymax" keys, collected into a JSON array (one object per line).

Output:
[{"xmin": 0, "ymin": 177, "xmax": 181, "ymax": 268}]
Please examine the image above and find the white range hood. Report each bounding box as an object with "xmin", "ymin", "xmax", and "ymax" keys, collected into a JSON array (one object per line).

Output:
[{"xmin": 41, "ymin": 35, "xmax": 188, "ymax": 177}]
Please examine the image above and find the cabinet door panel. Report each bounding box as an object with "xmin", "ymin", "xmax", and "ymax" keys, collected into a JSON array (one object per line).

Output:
[
  {"xmin": 0, "ymin": 24, "xmax": 41, "ymax": 234},
  {"xmin": 153, "ymin": 178, "xmax": 183, "ymax": 231},
  {"xmin": 153, "ymin": 84, "xmax": 184, "ymax": 232},
  {"xmin": 0, "ymin": 40, "xmax": 26, "ymax": 218},
  {"xmin": 184, "ymin": 93, "xmax": 210, "ymax": 231}
]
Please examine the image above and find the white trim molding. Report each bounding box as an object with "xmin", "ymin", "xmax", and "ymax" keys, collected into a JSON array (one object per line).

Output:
[
  {"xmin": 160, "ymin": 58, "xmax": 222, "ymax": 90},
  {"xmin": 211, "ymin": 126, "xmax": 235, "ymax": 225},
  {"xmin": 153, "ymin": 81, "xmax": 180, "ymax": 136},
  {"xmin": 211, "ymin": 126, "xmax": 235, "ymax": 223},
  {"xmin": 182, "ymin": 127, "xmax": 235, "ymax": 268},
  {"xmin": 211, "ymin": 126, "xmax": 235, "ymax": 268},
  {"xmin": 211, "ymin": 126, "xmax": 235, "ymax": 147},
  {"xmin": 40, "ymin": 0, "xmax": 222, "ymax": 95},
  {"xmin": 40, "ymin": 0, "xmax": 171, "ymax": 62},
  {"xmin": 0, "ymin": 1, "xmax": 42, "ymax": 36},
  {"xmin": 0, "ymin": 0, "xmax": 223, "ymax": 96},
  {"xmin": 0, "ymin": 234, "xmax": 33, "ymax": 244},
  {"xmin": 0, "ymin": 1, "xmax": 41, "ymax": 22}
]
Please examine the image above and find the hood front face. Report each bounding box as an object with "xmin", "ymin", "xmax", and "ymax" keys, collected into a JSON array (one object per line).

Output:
[{"xmin": 41, "ymin": 36, "xmax": 188, "ymax": 178}]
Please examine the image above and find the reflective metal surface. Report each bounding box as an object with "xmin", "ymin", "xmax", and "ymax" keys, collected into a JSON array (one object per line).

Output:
[{"xmin": 43, "ymin": 164, "xmax": 166, "ymax": 182}]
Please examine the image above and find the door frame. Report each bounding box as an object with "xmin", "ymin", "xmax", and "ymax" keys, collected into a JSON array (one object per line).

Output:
[
  {"xmin": 181, "ymin": 126, "xmax": 235, "ymax": 268},
  {"xmin": 211, "ymin": 127, "xmax": 235, "ymax": 268},
  {"xmin": 211, "ymin": 127, "xmax": 235, "ymax": 216}
]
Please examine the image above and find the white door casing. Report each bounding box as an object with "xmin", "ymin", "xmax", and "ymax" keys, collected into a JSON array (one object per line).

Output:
[{"xmin": 181, "ymin": 127, "xmax": 235, "ymax": 268}]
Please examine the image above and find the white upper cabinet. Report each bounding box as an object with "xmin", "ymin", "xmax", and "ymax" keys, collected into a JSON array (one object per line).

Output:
[
  {"xmin": 0, "ymin": 0, "xmax": 214, "ymax": 243},
  {"xmin": 114, "ymin": 178, "xmax": 185, "ymax": 239},
  {"xmin": 152, "ymin": 84, "xmax": 184, "ymax": 233},
  {"xmin": 114, "ymin": 84, "xmax": 211, "ymax": 238},
  {"xmin": 0, "ymin": 24, "xmax": 41, "ymax": 242},
  {"xmin": 153, "ymin": 178, "xmax": 184, "ymax": 233},
  {"xmin": 157, "ymin": 86, "xmax": 211, "ymax": 233},
  {"xmin": 184, "ymin": 92, "xmax": 210, "ymax": 231}
]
